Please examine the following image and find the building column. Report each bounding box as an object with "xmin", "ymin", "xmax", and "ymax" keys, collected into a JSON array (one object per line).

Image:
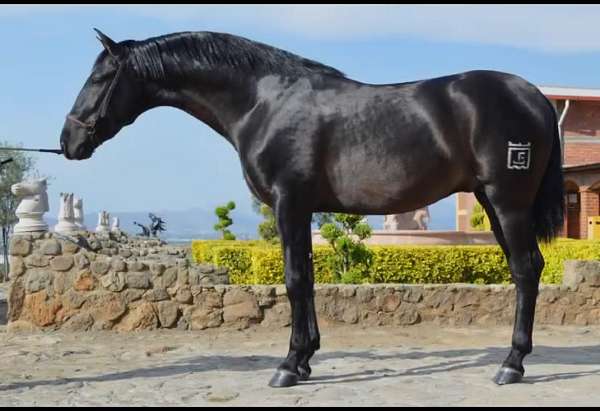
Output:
[
  {"xmin": 456, "ymin": 192, "xmax": 477, "ymax": 232},
  {"xmin": 562, "ymin": 202, "xmax": 568, "ymax": 238},
  {"xmin": 579, "ymin": 188, "xmax": 599, "ymax": 239}
]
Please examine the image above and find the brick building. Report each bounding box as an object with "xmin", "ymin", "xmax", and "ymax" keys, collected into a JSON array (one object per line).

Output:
[{"xmin": 456, "ymin": 86, "xmax": 600, "ymax": 239}]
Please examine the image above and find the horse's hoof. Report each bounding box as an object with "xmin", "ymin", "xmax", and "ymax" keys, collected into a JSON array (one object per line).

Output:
[
  {"xmin": 493, "ymin": 366, "xmax": 523, "ymax": 385},
  {"xmin": 268, "ymin": 369, "xmax": 299, "ymax": 388},
  {"xmin": 298, "ymin": 364, "xmax": 311, "ymax": 381}
]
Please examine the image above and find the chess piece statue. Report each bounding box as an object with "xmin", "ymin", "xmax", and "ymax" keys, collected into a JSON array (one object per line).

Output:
[
  {"xmin": 96, "ymin": 210, "xmax": 110, "ymax": 234},
  {"xmin": 11, "ymin": 178, "xmax": 49, "ymax": 233},
  {"xmin": 73, "ymin": 197, "xmax": 87, "ymax": 231},
  {"xmin": 383, "ymin": 214, "xmax": 398, "ymax": 230},
  {"xmin": 383, "ymin": 207, "xmax": 430, "ymax": 230},
  {"xmin": 111, "ymin": 216, "xmax": 120, "ymax": 233},
  {"xmin": 54, "ymin": 192, "xmax": 79, "ymax": 234},
  {"xmin": 413, "ymin": 207, "xmax": 430, "ymax": 230}
]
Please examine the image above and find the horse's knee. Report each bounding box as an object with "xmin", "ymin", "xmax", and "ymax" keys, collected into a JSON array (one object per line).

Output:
[{"xmin": 285, "ymin": 272, "xmax": 311, "ymax": 298}]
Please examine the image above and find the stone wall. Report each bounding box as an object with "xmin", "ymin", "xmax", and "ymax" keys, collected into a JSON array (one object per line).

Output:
[
  {"xmin": 6, "ymin": 232, "xmax": 228, "ymax": 331},
  {"xmin": 8, "ymin": 233, "xmax": 600, "ymax": 332}
]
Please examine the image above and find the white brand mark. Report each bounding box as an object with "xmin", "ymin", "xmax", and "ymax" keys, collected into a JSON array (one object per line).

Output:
[{"xmin": 507, "ymin": 141, "xmax": 531, "ymax": 170}]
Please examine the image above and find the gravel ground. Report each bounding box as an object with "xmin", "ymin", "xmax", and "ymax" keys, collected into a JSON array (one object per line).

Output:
[{"xmin": 1, "ymin": 323, "xmax": 600, "ymax": 406}]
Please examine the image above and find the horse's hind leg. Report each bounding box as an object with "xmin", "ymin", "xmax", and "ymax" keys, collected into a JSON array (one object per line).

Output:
[
  {"xmin": 482, "ymin": 187, "xmax": 544, "ymax": 384},
  {"xmin": 474, "ymin": 190, "xmax": 509, "ymax": 257}
]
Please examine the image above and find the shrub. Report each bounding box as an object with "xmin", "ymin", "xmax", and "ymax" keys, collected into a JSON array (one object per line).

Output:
[
  {"xmin": 320, "ymin": 213, "xmax": 373, "ymax": 283},
  {"xmin": 191, "ymin": 240, "xmax": 261, "ymax": 264},
  {"xmin": 470, "ymin": 201, "xmax": 491, "ymax": 231},
  {"xmin": 214, "ymin": 201, "xmax": 236, "ymax": 240},
  {"xmin": 539, "ymin": 239, "xmax": 600, "ymax": 284},
  {"xmin": 369, "ymin": 245, "xmax": 509, "ymax": 284},
  {"xmin": 251, "ymin": 196, "xmax": 280, "ymax": 243},
  {"xmin": 191, "ymin": 238, "xmax": 600, "ymax": 285}
]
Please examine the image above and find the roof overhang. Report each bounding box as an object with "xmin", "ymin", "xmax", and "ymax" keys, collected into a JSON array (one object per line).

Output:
[
  {"xmin": 563, "ymin": 162, "xmax": 600, "ymax": 174},
  {"xmin": 539, "ymin": 86, "xmax": 600, "ymax": 102}
]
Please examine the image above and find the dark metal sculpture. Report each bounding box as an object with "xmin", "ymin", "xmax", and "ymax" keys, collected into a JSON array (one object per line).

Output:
[
  {"xmin": 60, "ymin": 29, "xmax": 565, "ymax": 388},
  {"xmin": 133, "ymin": 221, "xmax": 150, "ymax": 237},
  {"xmin": 148, "ymin": 213, "xmax": 166, "ymax": 237}
]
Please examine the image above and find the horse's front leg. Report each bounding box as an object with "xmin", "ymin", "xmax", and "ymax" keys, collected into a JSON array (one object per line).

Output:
[
  {"xmin": 297, "ymin": 290, "xmax": 320, "ymax": 381},
  {"xmin": 268, "ymin": 192, "xmax": 318, "ymax": 388}
]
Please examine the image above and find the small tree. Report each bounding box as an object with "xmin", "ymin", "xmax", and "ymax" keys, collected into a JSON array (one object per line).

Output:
[
  {"xmin": 470, "ymin": 201, "xmax": 492, "ymax": 231},
  {"xmin": 320, "ymin": 213, "xmax": 373, "ymax": 284},
  {"xmin": 214, "ymin": 201, "xmax": 236, "ymax": 240},
  {"xmin": 0, "ymin": 141, "xmax": 40, "ymax": 281},
  {"xmin": 251, "ymin": 196, "xmax": 279, "ymax": 243}
]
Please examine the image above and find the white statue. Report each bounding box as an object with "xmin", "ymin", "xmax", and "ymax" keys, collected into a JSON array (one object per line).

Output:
[
  {"xmin": 54, "ymin": 192, "xmax": 79, "ymax": 234},
  {"xmin": 111, "ymin": 216, "xmax": 120, "ymax": 233},
  {"xmin": 11, "ymin": 178, "xmax": 49, "ymax": 233},
  {"xmin": 384, "ymin": 207, "xmax": 430, "ymax": 231},
  {"xmin": 96, "ymin": 210, "xmax": 110, "ymax": 234},
  {"xmin": 73, "ymin": 197, "xmax": 87, "ymax": 231},
  {"xmin": 413, "ymin": 208, "xmax": 430, "ymax": 230}
]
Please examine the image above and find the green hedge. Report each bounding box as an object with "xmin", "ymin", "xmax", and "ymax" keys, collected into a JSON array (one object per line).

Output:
[
  {"xmin": 192, "ymin": 240, "xmax": 334, "ymax": 284},
  {"xmin": 191, "ymin": 239, "xmax": 600, "ymax": 285}
]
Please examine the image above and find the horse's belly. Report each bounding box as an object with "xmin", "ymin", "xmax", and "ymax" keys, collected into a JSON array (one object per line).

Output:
[{"xmin": 322, "ymin": 153, "xmax": 461, "ymax": 214}]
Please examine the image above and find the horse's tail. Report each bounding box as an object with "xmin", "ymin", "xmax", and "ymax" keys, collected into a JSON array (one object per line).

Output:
[{"xmin": 532, "ymin": 98, "xmax": 565, "ymax": 243}]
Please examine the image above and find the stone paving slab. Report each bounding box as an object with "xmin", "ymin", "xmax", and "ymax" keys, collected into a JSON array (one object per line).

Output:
[{"xmin": 2, "ymin": 323, "xmax": 600, "ymax": 406}]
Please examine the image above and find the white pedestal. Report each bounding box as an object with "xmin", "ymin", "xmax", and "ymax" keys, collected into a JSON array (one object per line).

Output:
[{"xmin": 14, "ymin": 212, "xmax": 49, "ymax": 233}]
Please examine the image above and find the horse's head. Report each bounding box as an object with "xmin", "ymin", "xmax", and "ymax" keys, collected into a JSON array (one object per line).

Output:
[{"xmin": 60, "ymin": 29, "xmax": 147, "ymax": 160}]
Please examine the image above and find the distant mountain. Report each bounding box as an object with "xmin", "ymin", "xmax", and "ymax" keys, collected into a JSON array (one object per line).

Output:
[
  {"xmin": 43, "ymin": 198, "xmax": 456, "ymax": 242},
  {"xmin": 46, "ymin": 207, "xmax": 263, "ymax": 241}
]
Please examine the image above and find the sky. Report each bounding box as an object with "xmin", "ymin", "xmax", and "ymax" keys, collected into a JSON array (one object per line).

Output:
[{"xmin": 3, "ymin": 4, "xmax": 600, "ymax": 231}]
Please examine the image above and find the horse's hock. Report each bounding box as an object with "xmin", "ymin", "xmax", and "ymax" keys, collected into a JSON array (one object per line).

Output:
[{"xmin": 5, "ymin": 233, "xmax": 600, "ymax": 332}]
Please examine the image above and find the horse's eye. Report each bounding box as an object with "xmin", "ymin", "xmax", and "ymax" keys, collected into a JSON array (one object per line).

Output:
[
  {"xmin": 90, "ymin": 72, "xmax": 114, "ymax": 84},
  {"xmin": 90, "ymin": 75, "xmax": 104, "ymax": 84}
]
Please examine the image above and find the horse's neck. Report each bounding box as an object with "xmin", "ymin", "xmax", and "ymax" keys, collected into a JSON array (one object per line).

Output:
[{"xmin": 151, "ymin": 73, "xmax": 257, "ymax": 146}]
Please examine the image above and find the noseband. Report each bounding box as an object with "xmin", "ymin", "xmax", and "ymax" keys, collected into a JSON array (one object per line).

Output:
[{"xmin": 66, "ymin": 62, "xmax": 125, "ymax": 148}]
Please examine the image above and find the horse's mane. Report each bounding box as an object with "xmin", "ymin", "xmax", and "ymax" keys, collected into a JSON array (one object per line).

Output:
[{"xmin": 125, "ymin": 31, "xmax": 346, "ymax": 80}]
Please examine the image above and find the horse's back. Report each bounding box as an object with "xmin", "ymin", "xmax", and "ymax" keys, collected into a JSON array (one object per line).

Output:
[
  {"xmin": 240, "ymin": 70, "xmax": 557, "ymax": 214},
  {"xmin": 313, "ymin": 70, "xmax": 554, "ymax": 212}
]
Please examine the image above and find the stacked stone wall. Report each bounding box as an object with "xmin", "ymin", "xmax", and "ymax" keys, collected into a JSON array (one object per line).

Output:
[{"xmin": 8, "ymin": 233, "xmax": 600, "ymax": 332}]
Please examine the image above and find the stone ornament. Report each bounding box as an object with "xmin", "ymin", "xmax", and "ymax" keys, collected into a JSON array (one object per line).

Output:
[
  {"xmin": 11, "ymin": 178, "xmax": 49, "ymax": 233},
  {"xmin": 383, "ymin": 207, "xmax": 430, "ymax": 231},
  {"xmin": 96, "ymin": 210, "xmax": 110, "ymax": 234},
  {"xmin": 413, "ymin": 208, "xmax": 430, "ymax": 230},
  {"xmin": 54, "ymin": 192, "xmax": 79, "ymax": 235},
  {"xmin": 73, "ymin": 197, "xmax": 87, "ymax": 231},
  {"xmin": 111, "ymin": 216, "xmax": 120, "ymax": 233}
]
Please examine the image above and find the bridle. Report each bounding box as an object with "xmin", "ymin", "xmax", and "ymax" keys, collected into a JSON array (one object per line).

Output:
[{"xmin": 65, "ymin": 61, "xmax": 125, "ymax": 148}]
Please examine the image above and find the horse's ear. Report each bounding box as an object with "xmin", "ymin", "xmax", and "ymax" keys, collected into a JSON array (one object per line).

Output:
[{"xmin": 93, "ymin": 28, "xmax": 124, "ymax": 59}]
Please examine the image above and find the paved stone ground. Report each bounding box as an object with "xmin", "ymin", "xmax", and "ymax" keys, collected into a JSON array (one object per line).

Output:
[{"xmin": 2, "ymin": 323, "xmax": 600, "ymax": 406}]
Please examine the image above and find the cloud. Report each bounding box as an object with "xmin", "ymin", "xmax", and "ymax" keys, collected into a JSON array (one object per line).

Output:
[
  {"xmin": 4, "ymin": 5, "xmax": 600, "ymax": 53},
  {"xmin": 125, "ymin": 4, "xmax": 600, "ymax": 54}
]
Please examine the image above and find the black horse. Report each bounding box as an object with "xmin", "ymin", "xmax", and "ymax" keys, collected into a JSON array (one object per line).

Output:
[{"xmin": 60, "ymin": 30, "xmax": 564, "ymax": 387}]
